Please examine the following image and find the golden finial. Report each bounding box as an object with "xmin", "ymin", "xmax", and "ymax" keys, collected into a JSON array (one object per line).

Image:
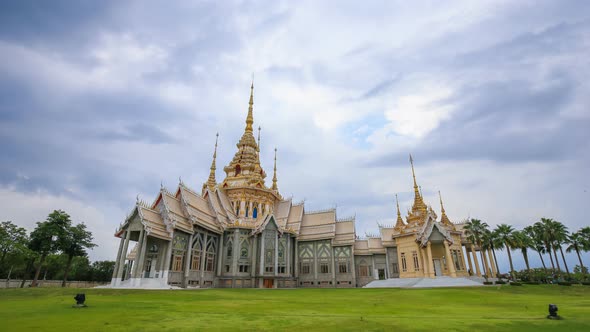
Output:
[
  {"xmin": 438, "ymin": 190, "xmax": 445, "ymax": 214},
  {"xmin": 410, "ymin": 154, "xmax": 418, "ymax": 189},
  {"xmin": 257, "ymin": 126, "xmax": 261, "ymax": 152},
  {"xmin": 245, "ymin": 81, "xmax": 254, "ymax": 133},
  {"xmin": 207, "ymin": 133, "xmax": 219, "ymax": 190},
  {"xmin": 272, "ymin": 147, "xmax": 278, "ymax": 191},
  {"xmin": 395, "ymin": 194, "xmax": 404, "ymax": 228}
]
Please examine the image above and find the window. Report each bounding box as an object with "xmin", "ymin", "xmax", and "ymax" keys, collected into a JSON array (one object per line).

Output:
[
  {"xmin": 338, "ymin": 260, "xmax": 348, "ymax": 273},
  {"xmin": 278, "ymin": 266, "xmax": 286, "ymax": 274},
  {"xmin": 265, "ymin": 266, "xmax": 274, "ymax": 273},
  {"xmin": 401, "ymin": 253, "xmax": 407, "ymax": 272},
  {"xmin": 452, "ymin": 250, "xmax": 462, "ymax": 271},
  {"xmin": 301, "ymin": 262, "xmax": 311, "ymax": 274},
  {"xmin": 239, "ymin": 265, "xmax": 249, "ymax": 273},
  {"xmin": 225, "ymin": 265, "xmax": 230, "ymax": 273},
  {"xmin": 236, "ymin": 204, "xmax": 240, "ymax": 216},
  {"xmin": 172, "ymin": 255, "xmax": 183, "ymax": 272},
  {"xmin": 412, "ymin": 251, "xmax": 420, "ymax": 271},
  {"xmin": 245, "ymin": 204, "xmax": 249, "ymax": 218},
  {"xmin": 320, "ymin": 262, "xmax": 330, "ymax": 274},
  {"xmin": 227, "ymin": 244, "xmax": 233, "ymax": 258},
  {"xmin": 191, "ymin": 251, "xmax": 201, "ymax": 271},
  {"xmin": 253, "ymin": 206, "xmax": 258, "ymax": 219},
  {"xmin": 392, "ymin": 263, "xmax": 399, "ymax": 274},
  {"xmin": 205, "ymin": 239, "xmax": 216, "ymax": 272}
]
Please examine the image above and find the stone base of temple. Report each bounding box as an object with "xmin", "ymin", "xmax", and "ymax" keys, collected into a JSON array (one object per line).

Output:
[
  {"xmin": 102, "ymin": 277, "xmax": 178, "ymax": 289},
  {"xmin": 363, "ymin": 276, "xmax": 484, "ymax": 288}
]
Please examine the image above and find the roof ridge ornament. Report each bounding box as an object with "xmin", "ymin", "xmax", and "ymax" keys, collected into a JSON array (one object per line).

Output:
[
  {"xmin": 206, "ymin": 133, "xmax": 219, "ymax": 191},
  {"xmin": 272, "ymin": 147, "xmax": 278, "ymax": 192}
]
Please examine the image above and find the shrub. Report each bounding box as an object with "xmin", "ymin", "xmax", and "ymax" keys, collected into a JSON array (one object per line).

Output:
[
  {"xmin": 557, "ymin": 281, "xmax": 572, "ymax": 286},
  {"xmin": 483, "ymin": 281, "xmax": 493, "ymax": 285},
  {"xmin": 510, "ymin": 282, "xmax": 522, "ymax": 286},
  {"xmin": 495, "ymin": 280, "xmax": 506, "ymax": 285}
]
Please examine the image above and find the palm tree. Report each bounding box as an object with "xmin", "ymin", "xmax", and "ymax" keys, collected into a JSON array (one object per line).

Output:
[
  {"xmin": 511, "ymin": 230, "xmax": 533, "ymax": 272},
  {"xmin": 494, "ymin": 224, "xmax": 516, "ymax": 279},
  {"xmin": 548, "ymin": 219, "xmax": 570, "ymax": 275},
  {"xmin": 567, "ymin": 230, "xmax": 587, "ymax": 273},
  {"xmin": 535, "ymin": 218, "xmax": 560, "ymax": 271},
  {"xmin": 463, "ymin": 219, "xmax": 490, "ymax": 278},
  {"xmin": 524, "ymin": 225, "xmax": 548, "ymax": 273}
]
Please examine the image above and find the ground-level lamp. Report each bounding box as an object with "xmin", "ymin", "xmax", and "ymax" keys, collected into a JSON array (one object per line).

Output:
[{"xmin": 547, "ymin": 304, "xmax": 560, "ymax": 320}]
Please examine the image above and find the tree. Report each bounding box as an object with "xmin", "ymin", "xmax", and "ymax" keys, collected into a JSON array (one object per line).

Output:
[
  {"xmin": 535, "ymin": 219, "xmax": 559, "ymax": 270},
  {"xmin": 29, "ymin": 210, "xmax": 72, "ymax": 287},
  {"xmin": 566, "ymin": 229, "xmax": 587, "ymax": 274},
  {"xmin": 511, "ymin": 230, "xmax": 533, "ymax": 272},
  {"xmin": 463, "ymin": 219, "xmax": 490, "ymax": 278},
  {"xmin": 60, "ymin": 223, "xmax": 96, "ymax": 287},
  {"xmin": 0, "ymin": 221, "xmax": 29, "ymax": 276},
  {"xmin": 89, "ymin": 261, "xmax": 116, "ymax": 282},
  {"xmin": 524, "ymin": 225, "xmax": 548, "ymax": 273},
  {"xmin": 494, "ymin": 224, "xmax": 516, "ymax": 279}
]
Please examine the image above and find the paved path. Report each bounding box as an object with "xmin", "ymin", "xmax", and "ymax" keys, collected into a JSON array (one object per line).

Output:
[{"xmin": 363, "ymin": 276, "xmax": 484, "ymax": 288}]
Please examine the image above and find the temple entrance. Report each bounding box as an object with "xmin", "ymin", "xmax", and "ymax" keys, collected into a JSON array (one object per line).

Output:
[
  {"xmin": 263, "ymin": 279, "xmax": 274, "ymax": 288},
  {"xmin": 378, "ymin": 269, "xmax": 386, "ymax": 280},
  {"xmin": 433, "ymin": 259, "xmax": 442, "ymax": 276}
]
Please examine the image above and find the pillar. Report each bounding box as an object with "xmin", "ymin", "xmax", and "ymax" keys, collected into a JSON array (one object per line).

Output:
[
  {"xmin": 458, "ymin": 246, "xmax": 467, "ymax": 274},
  {"xmin": 385, "ymin": 248, "xmax": 391, "ymax": 279},
  {"xmin": 465, "ymin": 245, "xmax": 474, "ymax": 275},
  {"xmin": 487, "ymin": 249, "xmax": 497, "ymax": 278},
  {"xmin": 112, "ymin": 236, "xmax": 125, "ymax": 282},
  {"xmin": 116, "ymin": 230, "xmax": 131, "ymax": 281},
  {"xmin": 294, "ymin": 239, "xmax": 299, "ymax": 277},
  {"xmin": 183, "ymin": 233, "xmax": 193, "ymax": 287},
  {"xmin": 274, "ymin": 233, "xmax": 279, "ymax": 277},
  {"xmin": 217, "ymin": 232, "xmax": 224, "ymax": 276},
  {"xmin": 481, "ymin": 249, "xmax": 491, "ymax": 277},
  {"xmin": 421, "ymin": 247, "xmax": 429, "ymax": 277},
  {"xmin": 232, "ymin": 229, "xmax": 239, "ymax": 276},
  {"xmin": 470, "ymin": 245, "xmax": 481, "ymax": 277},
  {"xmin": 200, "ymin": 233, "xmax": 208, "ymax": 279},
  {"xmin": 250, "ymin": 234, "xmax": 257, "ymax": 278},
  {"xmin": 426, "ymin": 241, "xmax": 434, "ymax": 278},
  {"xmin": 259, "ymin": 232, "xmax": 265, "ymax": 275},
  {"xmin": 132, "ymin": 229, "xmax": 145, "ymax": 278},
  {"xmin": 444, "ymin": 241, "xmax": 457, "ymax": 277},
  {"xmin": 135, "ymin": 232, "xmax": 148, "ymax": 283}
]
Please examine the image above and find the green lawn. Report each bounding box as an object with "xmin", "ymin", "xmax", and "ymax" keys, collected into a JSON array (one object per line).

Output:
[{"xmin": 1, "ymin": 285, "xmax": 589, "ymax": 331}]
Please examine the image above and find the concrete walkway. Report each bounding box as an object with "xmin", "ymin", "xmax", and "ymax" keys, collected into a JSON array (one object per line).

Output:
[{"xmin": 363, "ymin": 276, "xmax": 484, "ymax": 288}]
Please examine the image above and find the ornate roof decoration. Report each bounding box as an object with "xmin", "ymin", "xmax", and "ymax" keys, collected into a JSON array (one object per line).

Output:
[
  {"xmin": 271, "ymin": 147, "xmax": 279, "ymax": 192},
  {"xmin": 204, "ymin": 133, "xmax": 219, "ymax": 192},
  {"xmin": 438, "ymin": 190, "xmax": 455, "ymax": 230},
  {"xmin": 221, "ymin": 82, "xmax": 268, "ymax": 190},
  {"xmin": 394, "ymin": 194, "xmax": 406, "ymax": 231}
]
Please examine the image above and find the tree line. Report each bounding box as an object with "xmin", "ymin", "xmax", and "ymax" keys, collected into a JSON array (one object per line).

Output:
[
  {"xmin": 0, "ymin": 210, "xmax": 115, "ymax": 287},
  {"xmin": 464, "ymin": 217, "xmax": 590, "ymax": 281}
]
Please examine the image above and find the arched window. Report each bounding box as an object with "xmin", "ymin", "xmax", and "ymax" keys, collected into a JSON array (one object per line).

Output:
[
  {"xmin": 235, "ymin": 165, "xmax": 241, "ymax": 175},
  {"xmin": 205, "ymin": 239, "xmax": 217, "ymax": 272},
  {"xmin": 236, "ymin": 203, "xmax": 240, "ymax": 216},
  {"xmin": 253, "ymin": 206, "xmax": 258, "ymax": 219},
  {"xmin": 245, "ymin": 204, "xmax": 249, "ymax": 217}
]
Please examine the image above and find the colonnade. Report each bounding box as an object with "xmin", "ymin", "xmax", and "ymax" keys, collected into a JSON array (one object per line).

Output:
[{"xmin": 462, "ymin": 244, "xmax": 498, "ymax": 278}]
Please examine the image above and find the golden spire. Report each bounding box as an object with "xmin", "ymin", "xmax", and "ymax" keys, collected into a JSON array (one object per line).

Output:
[
  {"xmin": 439, "ymin": 190, "xmax": 453, "ymax": 227},
  {"xmin": 206, "ymin": 133, "xmax": 219, "ymax": 190},
  {"xmin": 272, "ymin": 147, "xmax": 278, "ymax": 191},
  {"xmin": 395, "ymin": 194, "xmax": 405, "ymax": 229},
  {"xmin": 409, "ymin": 154, "xmax": 427, "ymax": 214},
  {"xmin": 245, "ymin": 81, "xmax": 254, "ymax": 133}
]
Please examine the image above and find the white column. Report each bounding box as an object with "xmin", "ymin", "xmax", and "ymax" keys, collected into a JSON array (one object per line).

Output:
[
  {"xmin": 111, "ymin": 236, "xmax": 125, "ymax": 284},
  {"xmin": 274, "ymin": 233, "xmax": 278, "ymax": 277},
  {"xmin": 116, "ymin": 230, "xmax": 131, "ymax": 282},
  {"xmin": 385, "ymin": 248, "xmax": 391, "ymax": 279},
  {"xmin": 251, "ymin": 234, "xmax": 257, "ymax": 277},
  {"xmin": 294, "ymin": 240, "xmax": 299, "ymax": 278},
  {"xmin": 132, "ymin": 229, "xmax": 145, "ymax": 278}
]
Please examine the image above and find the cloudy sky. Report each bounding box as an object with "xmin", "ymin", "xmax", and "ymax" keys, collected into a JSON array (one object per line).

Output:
[{"xmin": 1, "ymin": 0, "xmax": 589, "ymax": 272}]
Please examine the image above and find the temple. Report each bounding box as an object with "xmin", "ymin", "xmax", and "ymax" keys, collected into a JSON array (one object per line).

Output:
[{"xmin": 110, "ymin": 84, "xmax": 495, "ymax": 288}]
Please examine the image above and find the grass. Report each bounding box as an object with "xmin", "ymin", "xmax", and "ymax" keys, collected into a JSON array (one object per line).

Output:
[{"xmin": 1, "ymin": 285, "xmax": 589, "ymax": 331}]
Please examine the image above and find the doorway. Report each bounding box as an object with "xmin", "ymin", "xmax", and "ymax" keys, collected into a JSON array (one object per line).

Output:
[
  {"xmin": 433, "ymin": 259, "xmax": 442, "ymax": 276},
  {"xmin": 263, "ymin": 278, "xmax": 274, "ymax": 288},
  {"xmin": 378, "ymin": 269, "xmax": 386, "ymax": 280}
]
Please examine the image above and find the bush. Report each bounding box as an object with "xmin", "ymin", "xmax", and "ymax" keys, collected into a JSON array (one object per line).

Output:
[
  {"xmin": 523, "ymin": 281, "xmax": 540, "ymax": 285},
  {"xmin": 495, "ymin": 280, "xmax": 506, "ymax": 284},
  {"xmin": 557, "ymin": 281, "xmax": 572, "ymax": 286},
  {"xmin": 582, "ymin": 282, "xmax": 590, "ymax": 286},
  {"xmin": 483, "ymin": 281, "xmax": 493, "ymax": 285},
  {"xmin": 510, "ymin": 282, "xmax": 522, "ymax": 286}
]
